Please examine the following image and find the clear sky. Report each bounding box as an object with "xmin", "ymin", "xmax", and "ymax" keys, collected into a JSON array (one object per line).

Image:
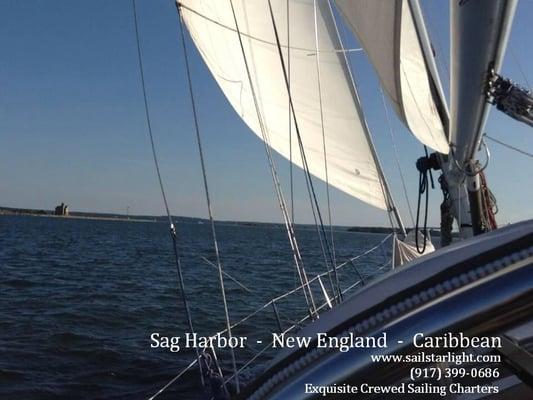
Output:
[{"xmin": 1, "ymin": 0, "xmax": 532, "ymax": 227}]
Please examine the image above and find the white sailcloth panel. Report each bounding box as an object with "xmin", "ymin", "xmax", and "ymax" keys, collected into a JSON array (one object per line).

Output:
[
  {"xmin": 179, "ymin": 0, "xmax": 388, "ymax": 210},
  {"xmin": 393, "ymin": 230, "xmax": 435, "ymax": 268},
  {"xmin": 334, "ymin": 0, "xmax": 449, "ymax": 154}
]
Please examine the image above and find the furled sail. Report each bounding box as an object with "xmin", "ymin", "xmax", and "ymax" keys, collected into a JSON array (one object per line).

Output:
[
  {"xmin": 393, "ymin": 230, "xmax": 435, "ymax": 267},
  {"xmin": 179, "ymin": 0, "xmax": 388, "ymax": 209},
  {"xmin": 334, "ymin": 0, "xmax": 449, "ymax": 154}
]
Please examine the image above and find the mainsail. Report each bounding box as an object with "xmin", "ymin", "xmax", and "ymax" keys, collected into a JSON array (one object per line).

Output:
[
  {"xmin": 334, "ymin": 0, "xmax": 449, "ymax": 154},
  {"xmin": 179, "ymin": 0, "xmax": 388, "ymax": 210}
]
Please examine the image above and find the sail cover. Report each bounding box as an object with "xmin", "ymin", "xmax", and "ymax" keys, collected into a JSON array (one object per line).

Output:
[
  {"xmin": 334, "ymin": 0, "xmax": 449, "ymax": 154},
  {"xmin": 179, "ymin": 0, "xmax": 388, "ymax": 209}
]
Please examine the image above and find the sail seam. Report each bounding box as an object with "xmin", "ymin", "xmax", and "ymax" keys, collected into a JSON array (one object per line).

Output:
[{"xmin": 179, "ymin": 2, "xmax": 346, "ymax": 53}]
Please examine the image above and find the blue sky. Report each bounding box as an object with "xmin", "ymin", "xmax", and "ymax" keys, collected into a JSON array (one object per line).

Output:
[{"xmin": 1, "ymin": 0, "xmax": 531, "ymax": 227}]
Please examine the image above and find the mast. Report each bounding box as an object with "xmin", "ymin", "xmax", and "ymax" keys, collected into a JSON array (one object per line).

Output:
[
  {"xmin": 450, "ymin": 0, "xmax": 517, "ymax": 167},
  {"xmin": 408, "ymin": 0, "xmax": 473, "ymax": 240},
  {"xmin": 450, "ymin": 0, "xmax": 517, "ymax": 234}
]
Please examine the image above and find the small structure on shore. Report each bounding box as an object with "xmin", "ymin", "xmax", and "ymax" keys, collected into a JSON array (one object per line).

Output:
[{"xmin": 54, "ymin": 202, "xmax": 69, "ymax": 216}]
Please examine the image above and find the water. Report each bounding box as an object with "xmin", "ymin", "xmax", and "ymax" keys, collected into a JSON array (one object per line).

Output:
[{"xmin": 0, "ymin": 215, "xmax": 390, "ymax": 399}]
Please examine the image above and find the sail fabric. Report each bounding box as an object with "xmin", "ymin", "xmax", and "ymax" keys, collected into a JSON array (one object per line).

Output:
[
  {"xmin": 393, "ymin": 230, "xmax": 435, "ymax": 267},
  {"xmin": 334, "ymin": 0, "xmax": 449, "ymax": 154},
  {"xmin": 179, "ymin": 0, "xmax": 388, "ymax": 210}
]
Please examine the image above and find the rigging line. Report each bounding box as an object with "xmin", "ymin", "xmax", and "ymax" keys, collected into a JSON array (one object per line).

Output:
[
  {"xmin": 175, "ymin": 3, "xmax": 239, "ymax": 393},
  {"xmin": 399, "ymin": 64, "xmax": 443, "ymax": 153},
  {"xmin": 200, "ymin": 256, "xmax": 252, "ymax": 293},
  {"xmin": 510, "ymin": 46, "xmax": 532, "ymax": 92},
  {"xmin": 326, "ymin": 0, "xmax": 405, "ymax": 236},
  {"xmin": 226, "ymin": 0, "xmax": 318, "ymax": 319},
  {"xmin": 484, "ymin": 134, "xmax": 533, "ymax": 158},
  {"xmin": 287, "ymin": 0, "xmax": 297, "ymax": 290},
  {"xmin": 267, "ymin": 0, "xmax": 341, "ymax": 303},
  {"xmin": 335, "ymin": 42, "xmax": 395, "ymax": 235},
  {"xmin": 148, "ymin": 358, "xmax": 198, "ymax": 400},
  {"xmin": 201, "ymin": 234, "xmax": 390, "ymax": 344},
  {"xmin": 301, "ymin": 166, "xmax": 337, "ymax": 300},
  {"xmin": 422, "ymin": 0, "xmax": 450, "ymax": 95},
  {"xmin": 131, "ymin": 0, "xmax": 204, "ymax": 385},
  {"xmin": 379, "ymin": 86, "xmax": 416, "ymax": 227},
  {"xmin": 226, "ymin": 0, "xmax": 316, "ymax": 318},
  {"xmin": 287, "ymin": 0, "xmax": 294, "ymax": 226},
  {"xmin": 278, "ymin": 2, "xmax": 332, "ymax": 301},
  {"xmin": 306, "ymin": 48, "xmax": 363, "ymax": 56},
  {"xmin": 313, "ymin": 0, "xmax": 341, "ymax": 302},
  {"xmin": 414, "ymin": 145, "xmax": 434, "ymax": 253},
  {"xmin": 178, "ymin": 3, "xmax": 342, "ymax": 53},
  {"xmin": 415, "ymin": 162, "xmax": 430, "ymax": 254}
]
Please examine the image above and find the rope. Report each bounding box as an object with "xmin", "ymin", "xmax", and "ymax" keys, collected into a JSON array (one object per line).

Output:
[
  {"xmin": 510, "ymin": 46, "xmax": 532, "ymax": 92},
  {"xmin": 400, "ymin": 64, "xmax": 444, "ymax": 156},
  {"xmin": 131, "ymin": 0, "xmax": 204, "ymax": 385},
  {"xmin": 313, "ymin": 0, "xmax": 342, "ymax": 302},
  {"xmin": 267, "ymin": 0, "xmax": 341, "ymax": 302},
  {"xmin": 484, "ymin": 134, "xmax": 533, "ymax": 158},
  {"xmin": 379, "ymin": 86, "xmax": 416, "ymax": 227},
  {"xmin": 423, "ymin": 0, "xmax": 450, "ymax": 96},
  {"xmin": 149, "ymin": 236, "xmax": 391, "ymax": 397},
  {"xmin": 147, "ymin": 358, "xmax": 198, "ymax": 400},
  {"xmin": 415, "ymin": 150, "xmax": 431, "ymax": 254},
  {"xmin": 287, "ymin": 0, "xmax": 294, "ymax": 226},
  {"xmin": 175, "ymin": 4, "xmax": 238, "ymax": 392},
  {"xmin": 215, "ymin": 234, "xmax": 393, "ymax": 339},
  {"xmin": 286, "ymin": 0, "xmax": 299, "ymax": 291},
  {"xmin": 177, "ymin": 3, "xmax": 350, "ymax": 54},
  {"xmin": 301, "ymin": 171, "xmax": 337, "ymax": 299},
  {"xmin": 450, "ymin": 138, "xmax": 491, "ymax": 177},
  {"xmin": 226, "ymin": 0, "xmax": 318, "ymax": 319},
  {"xmin": 306, "ymin": 48, "xmax": 363, "ymax": 56},
  {"xmin": 201, "ymin": 351, "xmax": 230, "ymax": 400},
  {"xmin": 438, "ymin": 174, "xmax": 453, "ymax": 247},
  {"xmin": 479, "ymin": 170, "xmax": 498, "ymax": 230},
  {"xmin": 200, "ymin": 257, "xmax": 252, "ymax": 293}
]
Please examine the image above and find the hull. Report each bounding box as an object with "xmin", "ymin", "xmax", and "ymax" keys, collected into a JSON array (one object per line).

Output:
[{"xmin": 241, "ymin": 220, "xmax": 533, "ymax": 399}]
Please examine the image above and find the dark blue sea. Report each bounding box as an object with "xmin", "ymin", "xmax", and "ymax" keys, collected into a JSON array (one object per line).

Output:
[{"xmin": 0, "ymin": 215, "xmax": 391, "ymax": 399}]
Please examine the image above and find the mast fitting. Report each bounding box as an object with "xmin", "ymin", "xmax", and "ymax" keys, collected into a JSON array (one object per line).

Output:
[{"xmin": 487, "ymin": 69, "xmax": 533, "ymax": 127}]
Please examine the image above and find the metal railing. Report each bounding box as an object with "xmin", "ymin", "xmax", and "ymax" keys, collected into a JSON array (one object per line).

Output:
[{"xmin": 148, "ymin": 233, "xmax": 393, "ymax": 399}]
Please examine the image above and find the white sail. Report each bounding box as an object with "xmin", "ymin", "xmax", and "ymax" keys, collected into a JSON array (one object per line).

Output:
[
  {"xmin": 393, "ymin": 230, "xmax": 435, "ymax": 268},
  {"xmin": 334, "ymin": 0, "xmax": 449, "ymax": 154},
  {"xmin": 179, "ymin": 0, "xmax": 388, "ymax": 210}
]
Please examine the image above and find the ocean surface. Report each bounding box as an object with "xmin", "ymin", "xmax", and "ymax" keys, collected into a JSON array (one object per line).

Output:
[{"xmin": 0, "ymin": 215, "xmax": 391, "ymax": 399}]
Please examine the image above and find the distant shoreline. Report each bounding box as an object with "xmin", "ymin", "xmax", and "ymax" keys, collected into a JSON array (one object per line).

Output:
[
  {"xmin": 0, "ymin": 207, "xmax": 157, "ymax": 222},
  {"xmin": 0, "ymin": 207, "xmax": 155, "ymax": 223},
  {"xmin": 0, "ymin": 206, "xmax": 440, "ymax": 235}
]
